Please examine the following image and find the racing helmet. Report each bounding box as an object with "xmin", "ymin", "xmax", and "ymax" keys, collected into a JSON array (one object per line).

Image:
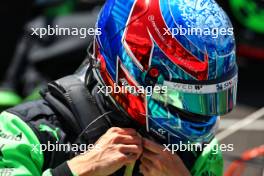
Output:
[{"xmin": 90, "ymin": 0, "xmax": 238, "ymax": 144}]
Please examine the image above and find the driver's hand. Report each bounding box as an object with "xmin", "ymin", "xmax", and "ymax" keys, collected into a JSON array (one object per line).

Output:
[
  {"xmin": 139, "ymin": 138, "xmax": 190, "ymax": 176},
  {"xmin": 68, "ymin": 127, "xmax": 142, "ymax": 176}
]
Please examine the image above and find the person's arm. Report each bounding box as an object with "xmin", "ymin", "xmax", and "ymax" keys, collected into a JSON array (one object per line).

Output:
[
  {"xmin": 67, "ymin": 127, "xmax": 143, "ymax": 176},
  {"xmin": 0, "ymin": 111, "xmax": 78, "ymax": 176},
  {"xmin": 0, "ymin": 111, "xmax": 46, "ymax": 175},
  {"xmin": 139, "ymin": 138, "xmax": 190, "ymax": 176},
  {"xmin": 139, "ymin": 138, "xmax": 223, "ymax": 176},
  {"xmin": 0, "ymin": 111, "xmax": 142, "ymax": 176}
]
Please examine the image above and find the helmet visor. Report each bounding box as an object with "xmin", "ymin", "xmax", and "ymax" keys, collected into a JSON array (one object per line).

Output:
[{"xmin": 151, "ymin": 74, "xmax": 238, "ymax": 116}]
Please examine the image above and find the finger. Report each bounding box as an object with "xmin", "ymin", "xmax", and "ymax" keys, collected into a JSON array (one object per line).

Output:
[
  {"xmin": 142, "ymin": 149, "xmax": 158, "ymax": 161},
  {"xmin": 109, "ymin": 127, "xmax": 137, "ymax": 135},
  {"xmin": 143, "ymin": 138, "xmax": 163, "ymax": 154},
  {"xmin": 140, "ymin": 156, "xmax": 153, "ymax": 168},
  {"xmin": 114, "ymin": 135, "xmax": 142, "ymax": 145},
  {"xmin": 139, "ymin": 163, "xmax": 150, "ymax": 176},
  {"xmin": 118, "ymin": 144, "xmax": 143, "ymax": 156},
  {"xmin": 116, "ymin": 153, "xmax": 137, "ymax": 165},
  {"xmin": 124, "ymin": 154, "xmax": 138, "ymax": 164}
]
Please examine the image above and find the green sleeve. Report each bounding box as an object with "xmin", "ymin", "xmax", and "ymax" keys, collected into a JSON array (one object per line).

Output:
[
  {"xmin": 0, "ymin": 111, "xmax": 53, "ymax": 176},
  {"xmin": 191, "ymin": 138, "xmax": 224, "ymax": 176}
]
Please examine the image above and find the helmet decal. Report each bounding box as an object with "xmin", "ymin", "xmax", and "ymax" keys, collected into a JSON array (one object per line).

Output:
[
  {"xmin": 95, "ymin": 42, "xmax": 146, "ymax": 124},
  {"xmin": 123, "ymin": 0, "xmax": 209, "ymax": 80}
]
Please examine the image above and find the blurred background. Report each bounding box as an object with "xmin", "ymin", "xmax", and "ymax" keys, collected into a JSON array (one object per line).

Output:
[
  {"xmin": 0, "ymin": 0, "xmax": 263, "ymax": 175},
  {"xmin": 0, "ymin": 0, "xmax": 105, "ymax": 108},
  {"xmin": 215, "ymin": 1, "xmax": 264, "ymax": 176}
]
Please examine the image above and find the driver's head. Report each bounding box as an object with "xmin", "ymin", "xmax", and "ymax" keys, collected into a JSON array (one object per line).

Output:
[{"xmin": 89, "ymin": 0, "xmax": 237, "ymax": 144}]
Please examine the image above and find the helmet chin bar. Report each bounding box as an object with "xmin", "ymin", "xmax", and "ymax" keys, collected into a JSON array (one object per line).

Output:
[{"xmin": 146, "ymin": 112, "xmax": 219, "ymax": 145}]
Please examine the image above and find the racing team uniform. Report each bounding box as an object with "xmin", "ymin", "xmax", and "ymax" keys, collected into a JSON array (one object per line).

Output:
[{"xmin": 0, "ymin": 73, "xmax": 223, "ymax": 176}]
